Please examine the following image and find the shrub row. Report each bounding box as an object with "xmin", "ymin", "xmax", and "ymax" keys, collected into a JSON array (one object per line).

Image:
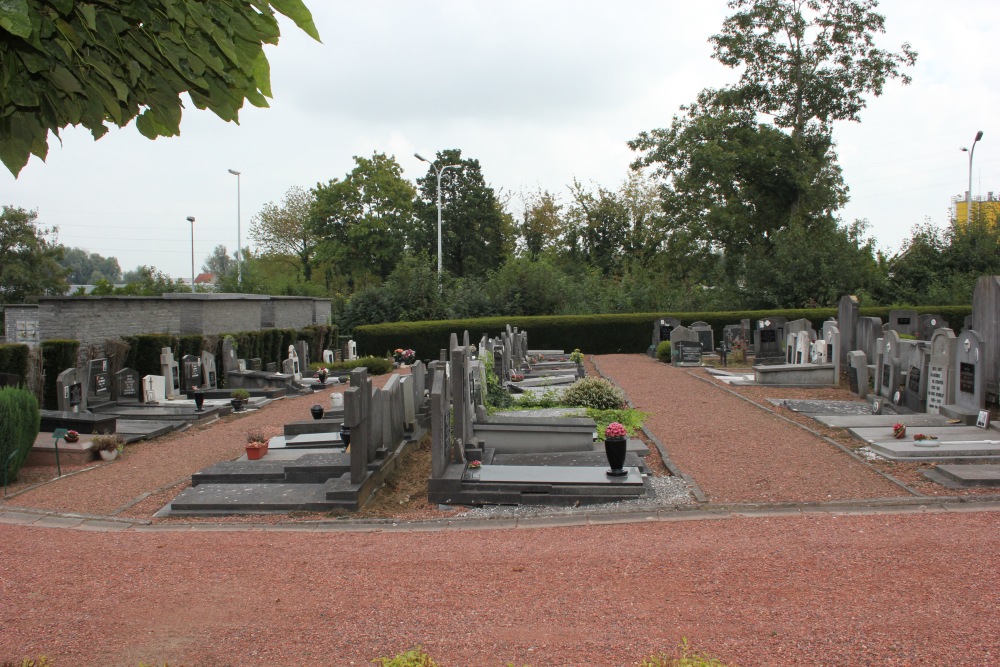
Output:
[
  {"xmin": 353, "ymin": 305, "xmax": 974, "ymax": 357},
  {"xmin": 0, "ymin": 343, "xmax": 30, "ymax": 381},
  {"xmin": 0, "ymin": 386, "xmax": 41, "ymax": 483}
]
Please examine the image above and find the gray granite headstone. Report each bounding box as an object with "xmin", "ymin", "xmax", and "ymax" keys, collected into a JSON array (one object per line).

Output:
[
  {"xmin": 56, "ymin": 367, "xmax": 87, "ymax": 412},
  {"xmin": 248, "ymin": 358, "xmax": 263, "ymax": 372},
  {"xmin": 670, "ymin": 326, "xmax": 701, "ymax": 366},
  {"xmin": 857, "ymin": 317, "xmax": 883, "ymax": 365},
  {"xmin": 87, "ymin": 357, "xmax": 111, "ymax": 404},
  {"xmin": 221, "ymin": 338, "xmax": 238, "ymax": 376},
  {"xmin": 690, "ymin": 321, "xmax": 714, "ymax": 355},
  {"xmin": 918, "ymin": 314, "xmax": 948, "ymax": 342},
  {"xmin": 794, "ymin": 331, "xmax": 811, "ymax": 365},
  {"xmin": 837, "ymin": 295, "xmax": 859, "ymax": 366},
  {"xmin": 879, "ymin": 330, "xmax": 902, "ymax": 400},
  {"xmin": 429, "ymin": 363, "xmax": 452, "ymax": 478},
  {"xmin": 824, "ymin": 325, "xmax": 841, "ymax": 379},
  {"xmin": 953, "ymin": 330, "xmax": 985, "ymax": 412},
  {"xmin": 200, "ymin": 350, "xmax": 217, "ymax": 389},
  {"xmin": 653, "ymin": 317, "xmax": 681, "ymax": 347},
  {"xmin": 926, "ymin": 328, "xmax": 957, "ymax": 414},
  {"xmin": 753, "ymin": 316, "xmax": 786, "ymax": 362},
  {"xmin": 887, "ymin": 309, "xmax": 919, "ymax": 337},
  {"xmin": 181, "ymin": 354, "xmax": 202, "ymax": 392},
  {"xmin": 903, "ymin": 346, "xmax": 930, "ymax": 413},
  {"xmin": 971, "ymin": 275, "xmax": 1000, "ymax": 403},
  {"xmin": 451, "ymin": 344, "xmax": 474, "ymax": 455},
  {"xmin": 294, "ymin": 340, "xmax": 309, "ymax": 371},
  {"xmin": 345, "ymin": 367, "xmax": 371, "ymax": 485},
  {"xmin": 847, "ymin": 351, "xmax": 868, "ymax": 398}
]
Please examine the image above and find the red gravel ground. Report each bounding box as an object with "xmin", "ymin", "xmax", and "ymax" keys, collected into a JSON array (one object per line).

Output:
[{"xmin": 1, "ymin": 356, "xmax": 998, "ymax": 666}]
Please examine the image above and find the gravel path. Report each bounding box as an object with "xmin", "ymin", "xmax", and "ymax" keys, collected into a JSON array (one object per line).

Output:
[
  {"xmin": 1, "ymin": 510, "xmax": 997, "ymax": 666},
  {"xmin": 595, "ymin": 355, "xmax": 908, "ymax": 503},
  {"xmin": 1, "ymin": 357, "xmax": 998, "ymax": 666}
]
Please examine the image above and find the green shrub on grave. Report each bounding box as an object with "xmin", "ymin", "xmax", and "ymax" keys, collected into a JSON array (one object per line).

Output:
[
  {"xmin": 41, "ymin": 339, "xmax": 79, "ymax": 409},
  {"xmin": 655, "ymin": 341, "xmax": 672, "ymax": 363},
  {"xmin": 0, "ymin": 343, "xmax": 30, "ymax": 381},
  {"xmin": 175, "ymin": 334, "xmax": 203, "ymax": 359},
  {"xmin": 561, "ymin": 377, "xmax": 625, "ymax": 410},
  {"xmin": 0, "ymin": 386, "xmax": 41, "ymax": 484}
]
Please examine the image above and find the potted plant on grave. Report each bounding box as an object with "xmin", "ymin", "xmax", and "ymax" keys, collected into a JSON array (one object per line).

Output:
[
  {"xmin": 510, "ymin": 373, "xmax": 525, "ymax": 382},
  {"xmin": 230, "ymin": 388, "xmax": 250, "ymax": 412},
  {"xmin": 91, "ymin": 433, "xmax": 124, "ymax": 462},
  {"xmin": 64, "ymin": 430, "xmax": 80, "ymax": 443},
  {"xmin": 603, "ymin": 421, "xmax": 629, "ymax": 477},
  {"xmin": 315, "ymin": 366, "xmax": 329, "ymax": 384},
  {"xmin": 245, "ymin": 429, "xmax": 268, "ymax": 460}
]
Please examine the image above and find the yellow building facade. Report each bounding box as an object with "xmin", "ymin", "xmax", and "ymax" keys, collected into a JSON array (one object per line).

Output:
[{"xmin": 951, "ymin": 193, "xmax": 1000, "ymax": 227}]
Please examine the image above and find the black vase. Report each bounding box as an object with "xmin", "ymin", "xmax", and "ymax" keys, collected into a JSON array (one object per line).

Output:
[
  {"xmin": 194, "ymin": 391, "xmax": 205, "ymax": 412},
  {"xmin": 340, "ymin": 425, "xmax": 351, "ymax": 448},
  {"xmin": 604, "ymin": 437, "xmax": 628, "ymax": 476},
  {"xmin": 310, "ymin": 404, "xmax": 324, "ymax": 420}
]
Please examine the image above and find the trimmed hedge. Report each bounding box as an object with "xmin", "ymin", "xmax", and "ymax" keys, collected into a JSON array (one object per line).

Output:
[
  {"xmin": 0, "ymin": 343, "xmax": 30, "ymax": 381},
  {"xmin": 41, "ymin": 339, "xmax": 80, "ymax": 409},
  {"xmin": 353, "ymin": 305, "xmax": 975, "ymax": 358},
  {"xmin": 0, "ymin": 386, "xmax": 40, "ymax": 483}
]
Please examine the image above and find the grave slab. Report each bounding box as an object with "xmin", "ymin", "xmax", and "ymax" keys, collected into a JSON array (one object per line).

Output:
[
  {"xmin": 930, "ymin": 464, "xmax": 1000, "ymax": 487},
  {"xmin": 812, "ymin": 414, "xmax": 951, "ymax": 429},
  {"xmin": 468, "ymin": 465, "xmax": 643, "ymax": 485}
]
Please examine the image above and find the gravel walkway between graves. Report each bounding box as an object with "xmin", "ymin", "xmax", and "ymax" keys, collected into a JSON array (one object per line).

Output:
[
  {"xmin": 2, "ymin": 358, "xmax": 999, "ymax": 666},
  {"xmin": 594, "ymin": 354, "xmax": 909, "ymax": 503}
]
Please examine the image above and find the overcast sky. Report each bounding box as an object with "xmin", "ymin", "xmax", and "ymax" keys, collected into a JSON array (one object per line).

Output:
[{"xmin": 3, "ymin": 0, "xmax": 998, "ymax": 281}]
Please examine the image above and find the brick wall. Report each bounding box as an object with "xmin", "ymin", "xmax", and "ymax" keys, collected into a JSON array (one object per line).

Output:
[{"xmin": 36, "ymin": 295, "xmax": 331, "ymax": 347}]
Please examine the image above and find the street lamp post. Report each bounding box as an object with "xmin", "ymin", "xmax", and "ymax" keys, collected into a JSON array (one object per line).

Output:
[
  {"xmin": 414, "ymin": 153, "xmax": 462, "ymax": 282},
  {"xmin": 187, "ymin": 216, "xmax": 196, "ymax": 293},
  {"xmin": 227, "ymin": 168, "xmax": 242, "ymax": 289},
  {"xmin": 961, "ymin": 130, "xmax": 984, "ymax": 223}
]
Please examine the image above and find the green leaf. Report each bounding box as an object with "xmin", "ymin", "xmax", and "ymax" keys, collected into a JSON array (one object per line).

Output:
[
  {"xmin": 78, "ymin": 4, "xmax": 96, "ymax": 31},
  {"xmin": 269, "ymin": 0, "xmax": 321, "ymax": 41},
  {"xmin": 0, "ymin": 0, "xmax": 32, "ymax": 38},
  {"xmin": 48, "ymin": 66, "xmax": 83, "ymax": 93}
]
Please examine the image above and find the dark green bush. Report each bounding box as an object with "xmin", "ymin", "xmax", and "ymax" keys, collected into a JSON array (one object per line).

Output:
[
  {"xmin": 0, "ymin": 343, "xmax": 29, "ymax": 381},
  {"xmin": 0, "ymin": 386, "xmax": 41, "ymax": 483},
  {"xmin": 41, "ymin": 339, "xmax": 79, "ymax": 409},
  {"xmin": 122, "ymin": 334, "xmax": 172, "ymax": 377},
  {"xmin": 655, "ymin": 341, "xmax": 671, "ymax": 363}
]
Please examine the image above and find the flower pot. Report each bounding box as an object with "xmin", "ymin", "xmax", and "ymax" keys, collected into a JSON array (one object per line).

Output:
[
  {"xmin": 64, "ymin": 434, "xmax": 79, "ymax": 443},
  {"xmin": 310, "ymin": 404, "xmax": 325, "ymax": 420},
  {"xmin": 246, "ymin": 444, "xmax": 267, "ymax": 460},
  {"xmin": 340, "ymin": 425, "xmax": 351, "ymax": 448},
  {"xmin": 604, "ymin": 436, "xmax": 628, "ymax": 477},
  {"xmin": 194, "ymin": 391, "xmax": 205, "ymax": 412},
  {"xmin": 98, "ymin": 448, "xmax": 118, "ymax": 462},
  {"xmin": 231, "ymin": 398, "xmax": 244, "ymax": 412}
]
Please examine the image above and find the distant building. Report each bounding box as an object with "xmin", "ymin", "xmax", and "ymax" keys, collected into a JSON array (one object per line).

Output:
[
  {"xmin": 194, "ymin": 272, "xmax": 217, "ymax": 287},
  {"xmin": 951, "ymin": 191, "xmax": 1000, "ymax": 227}
]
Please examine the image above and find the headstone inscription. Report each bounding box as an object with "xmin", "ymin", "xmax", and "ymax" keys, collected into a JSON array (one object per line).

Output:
[
  {"xmin": 116, "ymin": 367, "xmax": 141, "ymax": 403},
  {"xmin": 953, "ymin": 330, "xmax": 985, "ymax": 412},
  {"xmin": 675, "ymin": 341, "xmax": 703, "ymax": 366},
  {"xmin": 926, "ymin": 328, "xmax": 956, "ymax": 414},
  {"xmin": 837, "ymin": 295, "xmax": 859, "ymax": 366},
  {"xmin": 159, "ymin": 347, "xmax": 179, "ymax": 399}
]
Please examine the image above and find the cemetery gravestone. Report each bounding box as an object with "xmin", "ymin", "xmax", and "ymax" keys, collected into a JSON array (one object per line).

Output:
[
  {"xmin": 116, "ymin": 368, "xmax": 141, "ymax": 403},
  {"xmin": 345, "ymin": 367, "xmax": 372, "ymax": 484},
  {"xmin": 887, "ymin": 309, "xmax": 919, "ymax": 337},
  {"xmin": 879, "ymin": 331, "xmax": 902, "ymax": 400},
  {"xmin": 795, "ymin": 331, "xmax": 812, "ymax": 365},
  {"xmin": 142, "ymin": 375, "xmax": 166, "ymax": 403},
  {"xmin": 221, "ymin": 338, "xmax": 239, "ymax": 376},
  {"xmin": 926, "ymin": 328, "xmax": 957, "ymax": 414},
  {"xmin": 181, "ymin": 354, "xmax": 202, "ymax": 392},
  {"xmin": 971, "ymin": 275, "xmax": 1000, "ymax": 403},
  {"xmin": 753, "ymin": 317, "xmax": 786, "ymax": 362},
  {"xmin": 847, "ymin": 351, "xmax": 868, "ymax": 399},
  {"xmin": 56, "ymin": 368, "xmax": 87, "ymax": 412},
  {"xmin": 785, "ymin": 333, "xmax": 797, "ymax": 364},
  {"xmin": 903, "ymin": 346, "xmax": 930, "ymax": 413},
  {"xmin": 918, "ymin": 314, "xmax": 948, "ymax": 342},
  {"xmin": 294, "ymin": 341, "xmax": 310, "ymax": 371},
  {"xmin": 88, "ymin": 358, "xmax": 110, "ymax": 404},
  {"xmin": 824, "ymin": 325, "xmax": 841, "ymax": 379},
  {"xmin": 690, "ymin": 321, "xmax": 714, "ymax": 357},
  {"xmin": 953, "ymin": 330, "xmax": 985, "ymax": 412},
  {"xmin": 201, "ymin": 351, "xmax": 218, "ymax": 389},
  {"xmin": 857, "ymin": 317, "xmax": 883, "ymax": 366},
  {"xmin": 837, "ymin": 295, "xmax": 859, "ymax": 366},
  {"xmin": 160, "ymin": 348, "xmax": 180, "ymax": 399}
]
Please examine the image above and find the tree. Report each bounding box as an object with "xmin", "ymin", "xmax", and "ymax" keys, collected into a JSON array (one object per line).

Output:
[
  {"xmin": 111, "ymin": 265, "xmax": 188, "ymax": 295},
  {"xmin": 201, "ymin": 245, "xmax": 236, "ymax": 280},
  {"xmin": 0, "ymin": 206, "xmax": 69, "ymax": 302},
  {"xmin": 0, "ymin": 0, "xmax": 320, "ymax": 176},
  {"xmin": 59, "ymin": 247, "xmax": 122, "ymax": 284},
  {"xmin": 250, "ymin": 186, "xmax": 317, "ymax": 281},
  {"xmin": 310, "ymin": 153, "xmax": 417, "ymax": 285},
  {"xmin": 414, "ymin": 149, "xmax": 513, "ymax": 279},
  {"xmin": 564, "ymin": 180, "xmax": 630, "ymax": 278},
  {"xmin": 518, "ymin": 190, "xmax": 564, "ymax": 261},
  {"xmin": 710, "ymin": 0, "xmax": 917, "ymax": 137}
]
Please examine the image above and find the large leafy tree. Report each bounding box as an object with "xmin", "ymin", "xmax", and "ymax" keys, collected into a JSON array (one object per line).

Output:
[
  {"xmin": 250, "ymin": 186, "xmax": 317, "ymax": 281},
  {"xmin": 711, "ymin": 0, "xmax": 917, "ymax": 137},
  {"xmin": 59, "ymin": 246, "xmax": 122, "ymax": 284},
  {"xmin": 310, "ymin": 153, "xmax": 417, "ymax": 285},
  {"xmin": 0, "ymin": 206, "xmax": 69, "ymax": 301},
  {"xmin": 0, "ymin": 0, "xmax": 320, "ymax": 176},
  {"xmin": 414, "ymin": 149, "xmax": 512, "ymax": 279}
]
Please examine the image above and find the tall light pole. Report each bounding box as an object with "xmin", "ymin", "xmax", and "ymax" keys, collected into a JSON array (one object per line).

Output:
[
  {"xmin": 961, "ymin": 130, "xmax": 984, "ymax": 224},
  {"xmin": 186, "ymin": 216, "xmax": 196, "ymax": 293},
  {"xmin": 414, "ymin": 153, "xmax": 462, "ymax": 281},
  {"xmin": 227, "ymin": 168, "xmax": 242, "ymax": 289}
]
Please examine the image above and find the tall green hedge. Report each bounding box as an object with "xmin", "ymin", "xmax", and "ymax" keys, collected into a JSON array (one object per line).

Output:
[
  {"xmin": 353, "ymin": 305, "xmax": 974, "ymax": 358},
  {"xmin": 0, "ymin": 386, "xmax": 40, "ymax": 483},
  {"xmin": 0, "ymin": 343, "xmax": 30, "ymax": 381},
  {"xmin": 41, "ymin": 339, "xmax": 79, "ymax": 409}
]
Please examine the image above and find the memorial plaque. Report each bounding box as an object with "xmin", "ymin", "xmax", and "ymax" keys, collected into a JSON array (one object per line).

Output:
[
  {"xmin": 907, "ymin": 366, "xmax": 921, "ymax": 393},
  {"xmin": 208, "ymin": 371, "xmax": 217, "ymax": 387},
  {"xmin": 121, "ymin": 374, "xmax": 137, "ymax": 397},
  {"xmin": 882, "ymin": 363, "xmax": 891, "ymax": 389},
  {"xmin": 897, "ymin": 317, "xmax": 911, "ymax": 325},
  {"xmin": 69, "ymin": 383, "xmax": 82, "ymax": 406},
  {"xmin": 960, "ymin": 362, "xmax": 976, "ymax": 394},
  {"xmin": 761, "ymin": 329, "xmax": 776, "ymax": 343},
  {"xmin": 927, "ymin": 367, "xmax": 946, "ymax": 413},
  {"xmin": 94, "ymin": 373, "xmax": 109, "ymax": 394}
]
